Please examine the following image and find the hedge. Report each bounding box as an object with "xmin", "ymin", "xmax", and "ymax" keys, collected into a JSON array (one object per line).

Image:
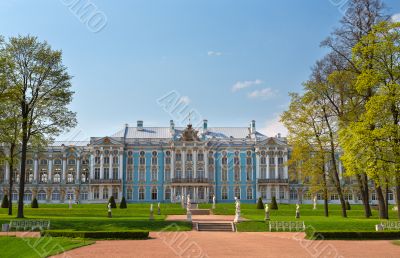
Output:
[
  {"xmin": 42, "ymin": 230, "xmax": 149, "ymax": 240},
  {"xmin": 306, "ymin": 231, "xmax": 400, "ymax": 240}
]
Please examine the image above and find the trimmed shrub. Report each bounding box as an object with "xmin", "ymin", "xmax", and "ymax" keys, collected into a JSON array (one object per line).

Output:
[
  {"xmin": 256, "ymin": 197, "xmax": 264, "ymax": 209},
  {"xmin": 345, "ymin": 200, "xmax": 351, "ymax": 210},
  {"xmin": 270, "ymin": 196, "xmax": 278, "ymax": 210},
  {"xmin": 31, "ymin": 198, "xmax": 39, "ymax": 208},
  {"xmin": 306, "ymin": 231, "xmax": 400, "ymax": 240},
  {"xmin": 42, "ymin": 230, "xmax": 149, "ymax": 240},
  {"xmin": 108, "ymin": 196, "xmax": 117, "ymax": 208},
  {"xmin": 1, "ymin": 195, "xmax": 9, "ymax": 208},
  {"xmin": 120, "ymin": 196, "xmax": 127, "ymax": 209}
]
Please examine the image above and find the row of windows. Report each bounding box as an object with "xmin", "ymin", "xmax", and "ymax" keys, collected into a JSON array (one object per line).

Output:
[
  {"xmin": 7, "ymin": 190, "xmax": 88, "ymax": 201},
  {"xmin": 25, "ymin": 159, "xmax": 90, "ymax": 166},
  {"xmin": 12, "ymin": 172, "xmax": 89, "ymax": 184},
  {"xmin": 93, "ymin": 168, "xmax": 120, "ymax": 180}
]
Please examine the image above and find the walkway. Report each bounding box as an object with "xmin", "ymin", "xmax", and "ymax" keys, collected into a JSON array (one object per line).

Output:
[{"xmin": 52, "ymin": 231, "xmax": 400, "ymax": 258}]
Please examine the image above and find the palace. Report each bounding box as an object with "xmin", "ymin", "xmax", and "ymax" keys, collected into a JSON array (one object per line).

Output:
[{"xmin": 0, "ymin": 120, "xmax": 396, "ymax": 205}]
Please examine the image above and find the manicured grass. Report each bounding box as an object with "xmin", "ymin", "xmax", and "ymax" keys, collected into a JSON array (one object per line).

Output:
[
  {"xmin": 0, "ymin": 203, "xmax": 191, "ymax": 232},
  {"xmin": 0, "ymin": 237, "xmax": 93, "ymax": 258},
  {"xmin": 200, "ymin": 203, "xmax": 400, "ymax": 232}
]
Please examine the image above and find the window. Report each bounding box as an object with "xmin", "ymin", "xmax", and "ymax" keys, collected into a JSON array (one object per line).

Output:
[
  {"xmin": 261, "ymin": 156, "xmax": 266, "ymax": 165},
  {"xmin": 388, "ymin": 191, "xmax": 394, "ymax": 201},
  {"xmin": 52, "ymin": 191, "xmax": 60, "ymax": 201},
  {"xmin": 37, "ymin": 190, "xmax": 46, "ymax": 201},
  {"xmin": 152, "ymin": 154, "xmax": 158, "ymax": 165},
  {"xmin": 269, "ymin": 167, "xmax": 275, "ymax": 179},
  {"xmin": 113, "ymin": 187, "xmax": 118, "ymax": 199},
  {"xmin": 175, "ymin": 168, "xmax": 182, "ymax": 179},
  {"xmin": 278, "ymin": 157, "xmax": 284, "ymax": 165},
  {"xmin": 113, "ymin": 168, "xmax": 119, "ymax": 179},
  {"xmin": 269, "ymin": 157, "xmax": 275, "ymax": 165},
  {"xmin": 344, "ymin": 193, "xmax": 353, "ymax": 200},
  {"xmin": 246, "ymin": 157, "xmax": 252, "ymax": 165},
  {"xmin": 40, "ymin": 172, "xmax": 48, "ymax": 183},
  {"xmin": 187, "ymin": 152, "xmax": 193, "ymax": 162},
  {"xmin": 95, "ymin": 157, "xmax": 100, "ymax": 164},
  {"xmin": 371, "ymin": 191, "xmax": 377, "ymax": 201},
  {"xmin": 330, "ymin": 193, "xmax": 339, "ymax": 201},
  {"xmin": 246, "ymin": 187, "xmax": 253, "ymax": 200},
  {"xmin": 26, "ymin": 159, "xmax": 33, "ymax": 165},
  {"xmin": 165, "ymin": 157, "xmax": 171, "ymax": 165},
  {"xmin": 260, "ymin": 186, "xmax": 267, "ymax": 199},
  {"xmin": 53, "ymin": 173, "xmax": 61, "ymax": 183},
  {"xmin": 165, "ymin": 187, "xmax": 171, "ymax": 200},
  {"xmin": 127, "ymin": 188, "xmax": 133, "ymax": 200},
  {"xmin": 261, "ymin": 167, "xmax": 267, "ymax": 179},
  {"xmin": 208, "ymin": 157, "xmax": 214, "ymax": 165},
  {"xmin": 67, "ymin": 172, "xmax": 74, "ymax": 183},
  {"xmin": 151, "ymin": 167, "xmax": 157, "ymax": 181},
  {"xmin": 279, "ymin": 187, "xmax": 285, "ymax": 199},
  {"xmin": 209, "ymin": 167, "xmax": 214, "ymax": 181},
  {"xmin": 93, "ymin": 188, "xmax": 99, "ymax": 199},
  {"xmin": 54, "ymin": 159, "xmax": 62, "ymax": 165},
  {"xmin": 198, "ymin": 187, "xmax": 205, "ymax": 199},
  {"xmin": 303, "ymin": 192, "xmax": 311, "ymax": 200},
  {"xmin": 176, "ymin": 153, "xmax": 181, "ymax": 161},
  {"xmin": 198, "ymin": 152, "xmax": 204, "ymax": 162},
  {"xmin": 80, "ymin": 192, "xmax": 88, "ymax": 200},
  {"xmin": 103, "ymin": 188, "xmax": 108, "ymax": 199},
  {"xmin": 94, "ymin": 168, "xmax": 100, "ymax": 180},
  {"xmin": 246, "ymin": 167, "xmax": 252, "ymax": 181},
  {"xmin": 127, "ymin": 168, "xmax": 133, "ymax": 181},
  {"xmin": 128, "ymin": 157, "xmax": 133, "ymax": 165},
  {"xmin": 66, "ymin": 192, "xmax": 74, "ymax": 200},
  {"xmin": 139, "ymin": 187, "xmax": 145, "ymax": 200},
  {"xmin": 113, "ymin": 156, "xmax": 119, "ymax": 164},
  {"xmin": 197, "ymin": 168, "xmax": 204, "ymax": 179},
  {"xmin": 234, "ymin": 157, "xmax": 240, "ymax": 165},
  {"xmin": 104, "ymin": 168, "xmax": 110, "ymax": 180},
  {"xmin": 186, "ymin": 168, "xmax": 193, "ymax": 179},
  {"xmin": 12, "ymin": 191, "xmax": 18, "ymax": 201},
  {"xmin": 222, "ymin": 156, "xmax": 227, "ymax": 165},
  {"xmin": 271, "ymin": 187, "xmax": 276, "ymax": 198},
  {"xmin": 140, "ymin": 155, "xmax": 145, "ymax": 165},
  {"xmin": 221, "ymin": 186, "xmax": 228, "ymax": 200},
  {"xmin": 68, "ymin": 159, "xmax": 75, "ymax": 165},
  {"xmin": 222, "ymin": 167, "xmax": 228, "ymax": 181},
  {"xmin": 103, "ymin": 157, "xmax": 110, "ymax": 164},
  {"xmin": 234, "ymin": 166, "xmax": 240, "ymax": 181},
  {"xmin": 81, "ymin": 171, "xmax": 88, "ymax": 183},
  {"xmin": 235, "ymin": 187, "xmax": 241, "ymax": 199},
  {"xmin": 139, "ymin": 168, "xmax": 145, "ymax": 181},
  {"xmin": 165, "ymin": 168, "xmax": 171, "ymax": 181},
  {"xmin": 40, "ymin": 159, "xmax": 48, "ymax": 166},
  {"xmin": 151, "ymin": 187, "xmax": 158, "ymax": 200}
]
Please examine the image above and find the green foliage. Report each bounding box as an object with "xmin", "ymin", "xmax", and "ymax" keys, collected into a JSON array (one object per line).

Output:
[
  {"xmin": 270, "ymin": 197, "xmax": 278, "ymax": 210},
  {"xmin": 306, "ymin": 231, "xmax": 400, "ymax": 240},
  {"xmin": 42, "ymin": 230, "xmax": 149, "ymax": 240},
  {"xmin": 31, "ymin": 198, "xmax": 38, "ymax": 208},
  {"xmin": 119, "ymin": 196, "xmax": 127, "ymax": 209},
  {"xmin": 108, "ymin": 196, "xmax": 116, "ymax": 208},
  {"xmin": 256, "ymin": 197, "xmax": 264, "ymax": 209},
  {"xmin": 345, "ymin": 201, "xmax": 351, "ymax": 210},
  {"xmin": 1, "ymin": 195, "xmax": 9, "ymax": 208}
]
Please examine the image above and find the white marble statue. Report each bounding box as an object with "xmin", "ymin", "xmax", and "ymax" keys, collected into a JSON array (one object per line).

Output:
[
  {"xmin": 150, "ymin": 203, "xmax": 154, "ymax": 212},
  {"xmin": 186, "ymin": 194, "xmax": 192, "ymax": 222},
  {"xmin": 107, "ymin": 202, "xmax": 112, "ymax": 218},
  {"xmin": 212, "ymin": 194, "xmax": 216, "ymax": 209},
  {"xmin": 68, "ymin": 196, "xmax": 72, "ymax": 209},
  {"xmin": 264, "ymin": 203, "xmax": 270, "ymax": 220},
  {"xmin": 187, "ymin": 194, "xmax": 191, "ymax": 210},
  {"xmin": 234, "ymin": 197, "xmax": 241, "ymax": 223},
  {"xmin": 313, "ymin": 196, "xmax": 317, "ymax": 210},
  {"xmin": 181, "ymin": 194, "xmax": 185, "ymax": 208},
  {"xmin": 296, "ymin": 203, "xmax": 300, "ymax": 219},
  {"xmin": 157, "ymin": 202, "xmax": 161, "ymax": 215},
  {"xmin": 149, "ymin": 203, "xmax": 154, "ymax": 220}
]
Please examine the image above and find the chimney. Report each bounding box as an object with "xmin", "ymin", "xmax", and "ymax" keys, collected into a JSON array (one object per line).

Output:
[
  {"xmin": 203, "ymin": 119, "xmax": 208, "ymax": 131},
  {"xmin": 250, "ymin": 120, "xmax": 256, "ymax": 133},
  {"xmin": 137, "ymin": 120, "xmax": 143, "ymax": 131}
]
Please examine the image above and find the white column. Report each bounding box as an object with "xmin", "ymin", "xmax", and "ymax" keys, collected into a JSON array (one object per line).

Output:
[
  {"xmin": 48, "ymin": 156, "xmax": 53, "ymax": 183},
  {"xmin": 62, "ymin": 156, "xmax": 67, "ymax": 182},
  {"xmin": 284, "ymin": 153, "xmax": 288, "ymax": 179},
  {"xmin": 34, "ymin": 156, "xmax": 39, "ymax": 183},
  {"xmin": 256, "ymin": 154, "xmax": 260, "ymax": 179},
  {"xmin": 205, "ymin": 151, "xmax": 209, "ymax": 178},
  {"xmin": 171, "ymin": 150, "xmax": 175, "ymax": 180},
  {"xmin": 275, "ymin": 155, "xmax": 278, "ymax": 179},
  {"xmin": 182, "ymin": 150, "xmax": 186, "ymax": 178},
  {"xmin": 90, "ymin": 154, "xmax": 95, "ymax": 179},
  {"xmin": 119, "ymin": 152, "xmax": 123, "ymax": 180},
  {"xmin": 76, "ymin": 157, "xmax": 81, "ymax": 184},
  {"xmin": 193, "ymin": 150, "xmax": 197, "ymax": 178},
  {"xmin": 266, "ymin": 154, "xmax": 270, "ymax": 179},
  {"xmin": 109, "ymin": 153, "xmax": 113, "ymax": 179},
  {"xmin": 100, "ymin": 152, "xmax": 104, "ymax": 179}
]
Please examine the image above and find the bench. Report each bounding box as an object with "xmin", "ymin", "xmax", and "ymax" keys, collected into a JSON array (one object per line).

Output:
[
  {"xmin": 9, "ymin": 220, "xmax": 51, "ymax": 231},
  {"xmin": 269, "ymin": 221, "xmax": 305, "ymax": 232},
  {"xmin": 381, "ymin": 221, "xmax": 400, "ymax": 231}
]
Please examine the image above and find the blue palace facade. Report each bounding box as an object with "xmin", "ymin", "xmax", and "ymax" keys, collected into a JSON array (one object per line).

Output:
[{"xmin": 0, "ymin": 120, "xmax": 292, "ymax": 204}]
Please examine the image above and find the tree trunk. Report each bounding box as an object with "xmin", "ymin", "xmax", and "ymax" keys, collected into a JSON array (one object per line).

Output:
[
  {"xmin": 7, "ymin": 143, "xmax": 15, "ymax": 216},
  {"xmin": 385, "ymin": 179, "xmax": 389, "ymax": 219},
  {"xmin": 322, "ymin": 163, "xmax": 329, "ymax": 217},
  {"xmin": 356, "ymin": 173, "xmax": 372, "ymax": 217},
  {"xmin": 396, "ymin": 176, "xmax": 400, "ymax": 220},
  {"xmin": 375, "ymin": 184, "xmax": 387, "ymax": 219},
  {"xmin": 17, "ymin": 119, "xmax": 28, "ymax": 219}
]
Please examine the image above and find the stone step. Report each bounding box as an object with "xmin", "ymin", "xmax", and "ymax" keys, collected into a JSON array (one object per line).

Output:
[
  {"xmin": 197, "ymin": 222, "xmax": 234, "ymax": 232},
  {"xmin": 190, "ymin": 209, "xmax": 210, "ymax": 215}
]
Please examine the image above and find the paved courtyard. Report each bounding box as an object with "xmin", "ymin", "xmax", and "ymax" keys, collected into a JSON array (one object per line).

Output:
[{"xmin": 52, "ymin": 231, "xmax": 400, "ymax": 258}]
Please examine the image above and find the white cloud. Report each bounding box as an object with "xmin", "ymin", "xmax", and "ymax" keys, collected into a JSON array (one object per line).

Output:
[
  {"xmin": 247, "ymin": 88, "xmax": 277, "ymax": 99},
  {"xmin": 259, "ymin": 114, "xmax": 288, "ymax": 137},
  {"xmin": 232, "ymin": 79, "xmax": 263, "ymax": 92},
  {"xmin": 391, "ymin": 13, "xmax": 400, "ymax": 23},
  {"xmin": 207, "ymin": 51, "xmax": 223, "ymax": 56},
  {"xmin": 179, "ymin": 96, "xmax": 191, "ymax": 105}
]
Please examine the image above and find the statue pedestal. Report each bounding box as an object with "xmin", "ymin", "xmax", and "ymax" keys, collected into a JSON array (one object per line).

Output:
[
  {"xmin": 265, "ymin": 212, "xmax": 270, "ymax": 221},
  {"xmin": 187, "ymin": 211, "xmax": 192, "ymax": 222},
  {"xmin": 234, "ymin": 212, "xmax": 241, "ymax": 223},
  {"xmin": 149, "ymin": 211, "xmax": 154, "ymax": 221},
  {"xmin": 157, "ymin": 208, "xmax": 161, "ymax": 215},
  {"xmin": 295, "ymin": 211, "xmax": 300, "ymax": 219},
  {"xmin": 108, "ymin": 211, "xmax": 112, "ymax": 218}
]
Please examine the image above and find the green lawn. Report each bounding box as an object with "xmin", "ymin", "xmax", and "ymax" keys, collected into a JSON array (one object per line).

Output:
[
  {"xmin": 0, "ymin": 203, "xmax": 191, "ymax": 232},
  {"xmin": 199, "ymin": 203, "xmax": 400, "ymax": 232},
  {"xmin": 0, "ymin": 237, "xmax": 93, "ymax": 258}
]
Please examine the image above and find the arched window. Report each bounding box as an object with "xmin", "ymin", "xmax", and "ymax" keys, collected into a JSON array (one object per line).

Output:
[
  {"xmin": 234, "ymin": 166, "xmax": 240, "ymax": 181},
  {"xmin": 139, "ymin": 187, "xmax": 145, "ymax": 200},
  {"xmin": 221, "ymin": 167, "xmax": 228, "ymax": 181},
  {"xmin": 164, "ymin": 168, "xmax": 171, "ymax": 181},
  {"xmin": 139, "ymin": 168, "xmax": 145, "ymax": 181},
  {"xmin": 24, "ymin": 191, "xmax": 32, "ymax": 202},
  {"xmin": 165, "ymin": 187, "xmax": 171, "ymax": 200},
  {"xmin": 197, "ymin": 152, "xmax": 204, "ymax": 161},
  {"xmin": 222, "ymin": 156, "xmax": 227, "ymax": 165},
  {"xmin": 197, "ymin": 168, "xmax": 204, "ymax": 179},
  {"xmin": 175, "ymin": 168, "xmax": 182, "ymax": 179},
  {"xmin": 12, "ymin": 190, "xmax": 18, "ymax": 201},
  {"xmin": 176, "ymin": 152, "xmax": 181, "ymax": 161},
  {"xmin": 235, "ymin": 187, "xmax": 241, "ymax": 199},
  {"xmin": 246, "ymin": 167, "xmax": 252, "ymax": 181},
  {"xmin": 53, "ymin": 173, "xmax": 61, "ymax": 183},
  {"xmin": 40, "ymin": 172, "xmax": 48, "ymax": 183},
  {"xmin": 261, "ymin": 156, "xmax": 266, "ymax": 165},
  {"xmin": 151, "ymin": 187, "xmax": 158, "ymax": 200},
  {"xmin": 37, "ymin": 190, "xmax": 46, "ymax": 201},
  {"xmin": 80, "ymin": 191, "xmax": 88, "ymax": 200},
  {"xmin": 290, "ymin": 189, "xmax": 298, "ymax": 200},
  {"xmin": 260, "ymin": 186, "xmax": 267, "ymax": 199},
  {"xmin": 139, "ymin": 151, "xmax": 146, "ymax": 165},
  {"xmin": 234, "ymin": 156, "xmax": 240, "ymax": 165},
  {"xmin": 67, "ymin": 172, "xmax": 74, "ymax": 183},
  {"xmin": 198, "ymin": 187, "xmax": 205, "ymax": 199},
  {"xmin": 103, "ymin": 188, "xmax": 108, "ymax": 199},
  {"xmin": 186, "ymin": 168, "xmax": 193, "ymax": 179},
  {"xmin": 152, "ymin": 151, "xmax": 158, "ymax": 165},
  {"xmin": 66, "ymin": 191, "xmax": 74, "ymax": 200},
  {"xmin": 127, "ymin": 188, "xmax": 133, "ymax": 200},
  {"xmin": 186, "ymin": 152, "xmax": 193, "ymax": 162},
  {"xmin": 151, "ymin": 167, "xmax": 158, "ymax": 181},
  {"xmin": 246, "ymin": 186, "xmax": 253, "ymax": 200}
]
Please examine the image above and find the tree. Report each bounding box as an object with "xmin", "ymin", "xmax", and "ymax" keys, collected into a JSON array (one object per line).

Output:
[
  {"xmin": 31, "ymin": 197, "xmax": 38, "ymax": 208},
  {"xmin": 1, "ymin": 194, "xmax": 9, "ymax": 208},
  {"xmin": 270, "ymin": 196, "xmax": 278, "ymax": 210},
  {"xmin": 108, "ymin": 196, "xmax": 117, "ymax": 208},
  {"xmin": 256, "ymin": 197, "xmax": 264, "ymax": 209},
  {"xmin": 120, "ymin": 196, "xmax": 127, "ymax": 209},
  {"xmin": 0, "ymin": 36, "xmax": 77, "ymax": 218}
]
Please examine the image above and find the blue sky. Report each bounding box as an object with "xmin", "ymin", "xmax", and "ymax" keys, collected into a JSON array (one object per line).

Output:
[{"xmin": 1, "ymin": 0, "xmax": 399, "ymax": 140}]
